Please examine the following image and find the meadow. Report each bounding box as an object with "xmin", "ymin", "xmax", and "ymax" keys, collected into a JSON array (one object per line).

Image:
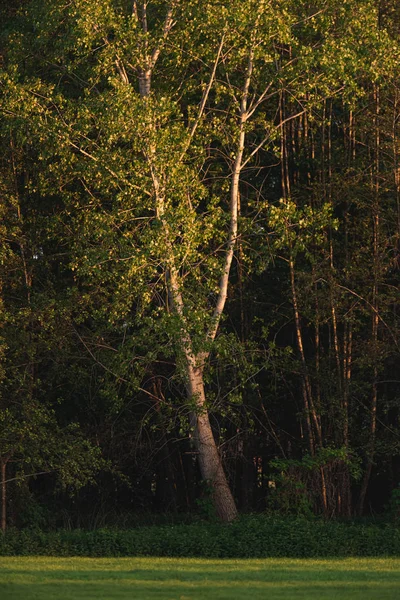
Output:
[{"xmin": 1, "ymin": 556, "xmax": 399, "ymax": 599}]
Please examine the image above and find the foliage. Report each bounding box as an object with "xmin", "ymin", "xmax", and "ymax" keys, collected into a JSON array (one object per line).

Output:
[
  {"xmin": 0, "ymin": 0, "xmax": 400, "ymax": 527},
  {"xmin": 0, "ymin": 404, "xmax": 105, "ymax": 491},
  {"xmin": 267, "ymin": 448, "xmax": 362, "ymax": 517},
  {"xmin": 1, "ymin": 516, "xmax": 400, "ymax": 558}
]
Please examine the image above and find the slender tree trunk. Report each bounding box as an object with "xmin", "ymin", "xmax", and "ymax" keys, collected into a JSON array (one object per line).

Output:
[
  {"xmin": 1, "ymin": 459, "xmax": 6, "ymax": 533},
  {"xmin": 289, "ymin": 261, "xmax": 322, "ymax": 447},
  {"xmin": 237, "ymin": 193, "xmax": 246, "ymax": 343},
  {"xmin": 357, "ymin": 85, "xmax": 380, "ymax": 516},
  {"xmin": 357, "ymin": 314, "xmax": 378, "ymax": 515},
  {"xmin": 314, "ymin": 277, "xmax": 322, "ymax": 419},
  {"xmin": 175, "ymin": 45, "xmax": 256, "ymax": 521},
  {"xmin": 394, "ymin": 89, "xmax": 400, "ymax": 237},
  {"xmin": 289, "ymin": 254, "xmax": 328, "ymax": 515},
  {"xmin": 358, "ymin": 272, "xmax": 379, "ymax": 515},
  {"xmin": 340, "ymin": 320, "xmax": 352, "ymax": 516},
  {"xmin": 343, "ymin": 322, "xmax": 352, "ymax": 449}
]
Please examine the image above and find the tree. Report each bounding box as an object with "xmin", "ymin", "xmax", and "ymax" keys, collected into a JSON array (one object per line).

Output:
[{"xmin": 2, "ymin": 0, "xmax": 301, "ymax": 521}]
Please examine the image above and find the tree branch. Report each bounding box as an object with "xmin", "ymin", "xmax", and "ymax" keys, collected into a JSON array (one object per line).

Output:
[
  {"xmin": 179, "ymin": 33, "xmax": 225, "ymax": 161},
  {"xmin": 205, "ymin": 47, "xmax": 254, "ymax": 351}
]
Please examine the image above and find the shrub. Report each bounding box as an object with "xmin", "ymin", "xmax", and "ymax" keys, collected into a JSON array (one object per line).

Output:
[{"xmin": 0, "ymin": 516, "xmax": 399, "ymax": 558}]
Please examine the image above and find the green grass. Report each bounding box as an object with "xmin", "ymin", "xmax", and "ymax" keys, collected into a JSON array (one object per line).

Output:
[{"xmin": 0, "ymin": 557, "xmax": 400, "ymax": 599}]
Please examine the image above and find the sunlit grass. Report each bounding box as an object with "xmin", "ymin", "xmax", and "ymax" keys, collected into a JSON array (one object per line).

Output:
[{"xmin": 1, "ymin": 556, "xmax": 399, "ymax": 599}]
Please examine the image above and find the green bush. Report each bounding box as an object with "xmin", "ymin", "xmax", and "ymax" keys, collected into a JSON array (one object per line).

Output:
[{"xmin": 0, "ymin": 516, "xmax": 399, "ymax": 558}]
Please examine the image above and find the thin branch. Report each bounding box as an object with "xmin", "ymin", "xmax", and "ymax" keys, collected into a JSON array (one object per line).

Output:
[
  {"xmin": 335, "ymin": 283, "xmax": 399, "ymax": 350},
  {"xmin": 73, "ymin": 328, "xmax": 164, "ymax": 401},
  {"xmin": 242, "ymin": 110, "xmax": 307, "ymax": 169},
  {"xmin": 179, "ymin": 33, "xmax": 225, "ymax": 161},
  {"xmin": 5, "ymin": 470, "xmax": 56, "ymax": 485},
  {"xmin": 68, "ymin": 140, "xmax": 151, "ymax": 196},
  {"xmin": 247, "ymin": 82, "xmax": 274, "ymax": 119}
]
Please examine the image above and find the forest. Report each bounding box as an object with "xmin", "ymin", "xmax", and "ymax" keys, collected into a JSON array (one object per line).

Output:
[{"xmin": 0, "ymin": 0, "xmax": 400, "ymax": 532}]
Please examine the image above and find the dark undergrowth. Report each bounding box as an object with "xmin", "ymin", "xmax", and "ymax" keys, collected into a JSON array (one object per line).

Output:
[{"xmin": 0, "ymin": 515, "xmax": 399, "ymax": 558}]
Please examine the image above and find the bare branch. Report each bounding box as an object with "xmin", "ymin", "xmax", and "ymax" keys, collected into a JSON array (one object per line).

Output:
[
  {"xmin": 115, "ymin": 58, "xmax": 130, "ymax": 84},
  {"xmin": 179, "ymin": 33, "xmax": 225, "ymax": 161},
  {"xmin": 242, "ymin": 109, "xmax": 307, "ymax": 169},
  {"xmin": 67, "ymin": 140, "xmax": 151, "ymax": 196},
  {"xmin": 73, "ymin": 328, "xmax": 164, "ymax": 401},
  {"xmin": 247, "ymin": 82, "xmax": 274, "ymax": 119},
  {"xmin": 4, "ymin": 471, "xmax": 56, "ymax": 485},
  {"xmin": 335, "ymin": 284, "xmax": 400, "ymax": 350}
]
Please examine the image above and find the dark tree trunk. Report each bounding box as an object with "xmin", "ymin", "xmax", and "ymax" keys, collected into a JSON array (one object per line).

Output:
[{"xmin": 1, "ymin": 459, "xmax": 7, "ymax": 533}]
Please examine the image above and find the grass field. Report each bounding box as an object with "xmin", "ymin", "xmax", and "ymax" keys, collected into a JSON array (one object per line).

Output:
[{"xmin": 0, "ymin": 556, "xmax": 399, "ymax": 599}]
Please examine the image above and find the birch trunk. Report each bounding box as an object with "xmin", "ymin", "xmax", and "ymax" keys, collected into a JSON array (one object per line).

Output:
[{"xmin": 187, "ymin": 365, "xmax": 238, "ymax": 521}]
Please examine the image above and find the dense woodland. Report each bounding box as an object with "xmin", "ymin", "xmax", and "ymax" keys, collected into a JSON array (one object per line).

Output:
[{"xmin": 1, "ymin": 0, "xmax": 400, "ymax": 531}]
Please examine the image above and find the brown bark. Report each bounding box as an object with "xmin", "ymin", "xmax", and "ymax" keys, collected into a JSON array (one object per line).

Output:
[
  {"xmin": 357, "ymin": 86, "xmax": 380, "ymax": 516},
  {"xmin": 289, "ymin": 260, "xmax": 322, "ymax": 449},
  {"xmin": 1, "ymin": 459, "xmax": 6, "ymax": 533}
]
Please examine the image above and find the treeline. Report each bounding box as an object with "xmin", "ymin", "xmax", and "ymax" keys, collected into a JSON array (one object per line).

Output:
[{"xmin": 0, "ymin": 0, "xmax": 400, "ymax": 530}]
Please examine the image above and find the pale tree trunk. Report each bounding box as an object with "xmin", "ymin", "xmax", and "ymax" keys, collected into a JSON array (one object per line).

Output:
[
  {"xmin": 165, "ymin": 261, "xmax": 238, "ymax": 521},
  {"xmin": 340, "ymin": 111, "xmax": 356, "ymax": 516},
  {"xmin": 394, "ymin": 88, "xmax": 400, "ymax": 237},
  {"xmin": 327, "ymin": 114, "xmax": 352, "ymax": 516},
  {"xmin": 139, "ymin": 70, "xmax": 152, "ymax": 97},
  {"xmin": 281, "ymin": 104, "xmax": 321, "ymax": 455},
  {"xmin": 358, "ymin": 304, "xmax": 379, "ymax": 515},
  {"xmin": 146, "ymin": 143, "xmax": 238, "ymax": 520},
  {"xmin": 341, "ymin": 320, "xmax": 353, "ymax": 516},
  {"xmin": 181, "ymin": 47, "xmax": 255, "ymax": 521},
  {"xmin": 187, "ymin": 365, "xmax": 238, "ymax": 521}
]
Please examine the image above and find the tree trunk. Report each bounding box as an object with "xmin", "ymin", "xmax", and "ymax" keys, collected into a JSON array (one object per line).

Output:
[
  {"xmin": 139, "ymin": 70, "xmax": 152, "ymax": 97},
  {"xmin": 1, "ymin": 459, "xmax": 6, "ymax": 533},
  {"xmin": 187, "ymin": 365, "xmax": 238, "ymax": 522},
  {"xmin": 357, "ymin": 85, "xmax": 380, "ymax": 516}
]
